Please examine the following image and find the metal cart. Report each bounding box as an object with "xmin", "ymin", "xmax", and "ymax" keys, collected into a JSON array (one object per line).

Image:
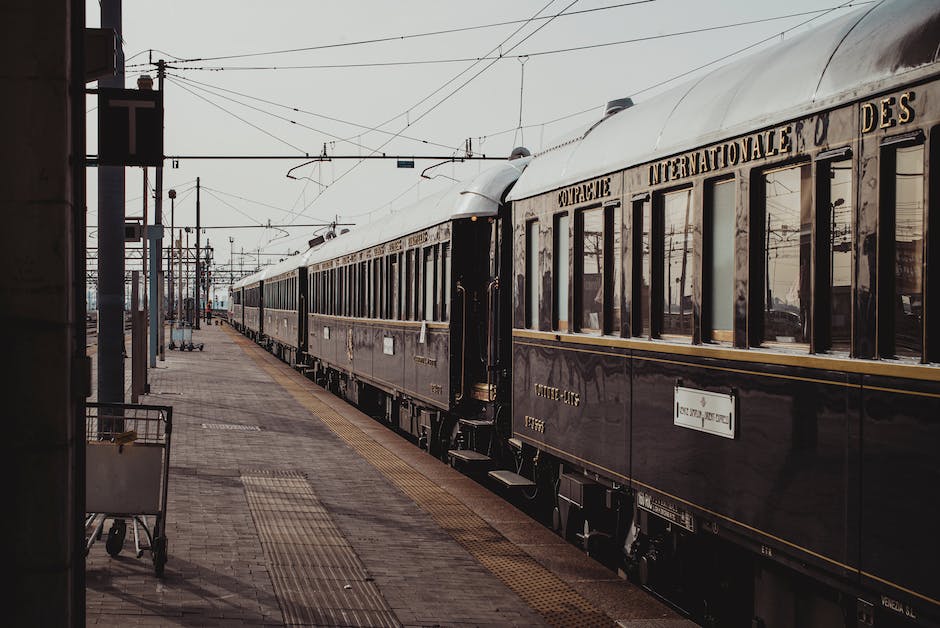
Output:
[
  {"xmin": 169, "ymin": 322, "xmax": 203, "ymax": 351},
  {"xmin": 85, "ymin": 402, "xmax": 173, "ymax": 576}
]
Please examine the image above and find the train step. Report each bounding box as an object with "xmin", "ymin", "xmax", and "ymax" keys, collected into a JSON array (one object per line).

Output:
[
  {"xmin": 488, "ymin": 470, "xmax": 536, "ymax": 488},
  {"xmin": 447, "ymin": 449, "xmax": 492, "ymax": 468},
  {"xmin": 458, "ymin": 418, "xmax": 494, "ymax": 428}
]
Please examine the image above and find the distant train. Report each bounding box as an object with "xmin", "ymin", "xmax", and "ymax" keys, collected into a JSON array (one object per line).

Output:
[{"xmin": 231, "ymin": 2, "xmax": 940, "ymax": 626}]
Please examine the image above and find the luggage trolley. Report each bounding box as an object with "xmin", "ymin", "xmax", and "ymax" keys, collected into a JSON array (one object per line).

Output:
[
  {"xmin": 84, "ymin": 402, "xmax": 173, "ymax": 576},
  {"xmin": 169, "ymin": 322, "xmax": 203, "ymax": 351}
]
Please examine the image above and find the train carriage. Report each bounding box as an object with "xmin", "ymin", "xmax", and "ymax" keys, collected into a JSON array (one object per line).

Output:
[
  {"xmin": 508, "ymin": 1, "xmax": 940, "ymax": 626},
  {"xmin": 301, "ymin": 157, "xmax": 529, "ymax": 454},
  {"xmin": 261, "ymin": 260, "xmax": 304, "ymax": 364},
  {"xmin": 228, "ymin": 285, "xmax": 243, "ymax": 331},
  {"xmin": 239, "ymin": 276, "xmax": 264, "ymax": 341}
]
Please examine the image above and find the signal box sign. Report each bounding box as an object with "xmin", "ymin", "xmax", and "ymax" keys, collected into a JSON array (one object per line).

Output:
[{"xmin": 98, "ymin": 88, "xmax": 163, "ymax": 167}]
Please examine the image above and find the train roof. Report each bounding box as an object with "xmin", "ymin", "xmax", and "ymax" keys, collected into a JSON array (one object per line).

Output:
[
  {"xmin": 509, "ymin": 0, "xmax": 940, "ymax": 201},
  {"xmin": 232, "ymin": 157, "xmax": 529, "ymax": 289}
]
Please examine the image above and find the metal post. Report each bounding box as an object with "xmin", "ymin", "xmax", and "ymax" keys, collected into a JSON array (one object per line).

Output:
[
  {"xmin": 150, "ymin": 60, "xmax": 165, "ymax": 364},
  {"xmin": 97, "ymin": 0, "xmax": 125, "ymax": 405},
  {"xmin": 195, "ymin": 178, "xmax": 201, "ymax": 329},
  {"xmin": 131, "ymin": 271, "xmax": 141, "ymax": 403},
  {"xmin": 178, "ymin": 228, "xmax": 184, "ymax": 322},
  {"xmin": 168, "ymin": 190, "xmax": 175, "ymax": 322}
]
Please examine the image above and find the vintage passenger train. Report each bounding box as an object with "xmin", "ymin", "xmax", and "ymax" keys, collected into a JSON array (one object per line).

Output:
[{"xmin": 230, "ymin": 2, "xmax": 940, "ymax": 626}]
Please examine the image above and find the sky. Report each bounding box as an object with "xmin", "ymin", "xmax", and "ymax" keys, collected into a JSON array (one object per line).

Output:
[{"xmin": 84, "ymin": 0, "xmax": 869, "ymax": 307}]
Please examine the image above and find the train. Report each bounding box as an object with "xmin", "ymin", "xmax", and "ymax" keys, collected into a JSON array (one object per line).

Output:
[{"xmin": 230, "ymin": 2, "xmax": 940, "ymax": 626}]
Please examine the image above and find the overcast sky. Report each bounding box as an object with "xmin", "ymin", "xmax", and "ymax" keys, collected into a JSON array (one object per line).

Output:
[{"xmin": 85, "ymin": 0, "xmax": 867, "ymax": 305}]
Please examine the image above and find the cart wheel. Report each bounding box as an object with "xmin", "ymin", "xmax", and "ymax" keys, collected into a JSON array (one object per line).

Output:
[
  {"xmin": 105, "ymin": 519, "xmax": 126, "ymax": 557},
  {"xmin": 152, "ymin": 536, "xmax": 168, "ymax": 577}
]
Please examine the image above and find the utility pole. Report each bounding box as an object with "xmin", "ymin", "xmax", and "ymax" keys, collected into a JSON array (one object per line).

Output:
[
  {"xmin": 195, "ymin": 177, "xmax": 201, "ymax": 329},
  {"xmin": 168, "ymin": 188, "xmax": 176, "ymax": 322},
  {"xmin": 150, "ymin": 59, "xmax": 166, "ymax": 364},
  {"xmin": 98, "ymin": 0, "xmax": 125, "ymax": 406}
]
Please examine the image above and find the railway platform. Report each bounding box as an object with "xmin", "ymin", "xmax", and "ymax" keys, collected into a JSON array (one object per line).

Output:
[{"xmin": 86, "ymin": 323, "xmax": 691, "ymax": 627}]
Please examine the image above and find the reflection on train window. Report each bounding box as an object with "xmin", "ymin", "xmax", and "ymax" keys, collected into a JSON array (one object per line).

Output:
[
  {"xmin": 390, "ymin": 256, "xmax": 399, "ymax": 320},
  {"xmin": 661, "ymin": 188, "xmax": 694, "ymax": 337},
  {"xmin": 893, "ymin": 144, "xmax": 924, "ymax": 358},
  {"xmin": 577, "ymin": 208, "xmax": 604, "ymax": 332},
  {"xmin": 824, "ymin": 160, "xmax": 855, "ymax": 351},
  {"xmin": 707, "ymin": 180, "xmax": 734, "ymax": 342},
  {"xmin": 404, "ymin": 250, "xmax": 413, "ymax": 320},
  {"xmin": 763, "ymin": 163, "xmax": 811, "ymax": 346},
  {"xmin": 442, "ymin": 243, "xmax": 450, "ymax": 322},
  {"xmin": 424, "ymin": 246, "xmax": 436, "ymax": 321},
  {"xmin": 553, "ymin": 213, "xmax": 569, "ymax": 331},
  {"xmin": 526, "ymin": 220, "xmax": 539, "ymax": 329},
  {"xmin": 632, "ymin": 198, "xmax": 651, "ymax": 337},
  {"xmin": 609, "ymin": 203, "xmax": 622, "ymax": 335}
]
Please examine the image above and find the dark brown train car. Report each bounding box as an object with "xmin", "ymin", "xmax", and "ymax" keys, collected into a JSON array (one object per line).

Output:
[
  {"xmin": 301, "ymin": 159, "xmax": 529, "ymax": 456},
  {"xmin": 508, "ymin": 2, "xmax": 940, "ymax": 626}
]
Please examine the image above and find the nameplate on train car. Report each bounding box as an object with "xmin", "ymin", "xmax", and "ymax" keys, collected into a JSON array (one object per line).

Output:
[
  {"xmin": 383, "ymin": 337, "xmax": 394, "ymax": 356},
  {"xmin": 674, "ymin": 386, "xmax": 735, "ymax": 439},
  {"xmin": 637, "ymin": 490, "xmax": 694, "ymax": 532}
]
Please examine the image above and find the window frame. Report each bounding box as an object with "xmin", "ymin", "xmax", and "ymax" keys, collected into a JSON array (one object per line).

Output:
[
  {"xmin": 574, "ymin": 204, "xmax": 606, "ymax": 334},
  {"xmin": 525, "ymin": 219, "xmax": 540, "ymax": 330}
]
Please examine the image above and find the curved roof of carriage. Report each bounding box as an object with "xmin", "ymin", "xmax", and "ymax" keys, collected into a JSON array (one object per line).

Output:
[
  {"xmin": 233, "ymin": 157, "xmax": 530, "ymax": 289},
  {"xmin": 509, "ymin": 0, "xmax": 940, "ymax": 201}
]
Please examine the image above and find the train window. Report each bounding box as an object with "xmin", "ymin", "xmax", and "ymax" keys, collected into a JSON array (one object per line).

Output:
[
  {"xmin": 553, "ymin": 213, "xmax": 569, "ymax": 331},
  {"xmin": 576, "ymin": 207, "xmax": 604, "ymax": 333},
  {"xmin": 883, "ymin": 142, "xmax": 925, "ymax": 359},
  {"xmin": 526, "ymin": 220, "xmax": 539, "ymax": 329},
  {"xmin": 424, "ymin": 246, "xmax": 436, "ymax": 321},
  {"xmin": 762, "ymin": 163, "xmax": 811, "ymax": 346},
  {"xmin": 390, "ymin": 256, "xmax": 399, "ymax": 320},
  {"xmin": 399, "ymin": 253, "xmax": 407, "ymax": 320},
  {"xmin": 441, "ymin": 243, "xmax": 450, "ymax": 321},
  {"xmin": 659, "ymin": 188, "xmax": 694, "ymax": 338},
  {"xmin": 404, "ymin": 250, "xmax": 413, "ymax": 320},
  {"xmin": 632, "ymin": 197, "xmax": 652, "ymax": 337},
  {"xmin": 813, "ymin": 155, "xmax": 854, "ymax": 353},
  {"xmin": 609, "ymin": 203, "xmax": 622, "ymax": 335},
  {"xmin": 706, "ymin": 179, "xmax": 735, "ymax": 342}
]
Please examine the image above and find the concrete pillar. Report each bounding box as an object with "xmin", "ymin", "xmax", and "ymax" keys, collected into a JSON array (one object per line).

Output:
[{"xmin": 1, "ymin": 0, "xmax": 86, "ymax": 626}]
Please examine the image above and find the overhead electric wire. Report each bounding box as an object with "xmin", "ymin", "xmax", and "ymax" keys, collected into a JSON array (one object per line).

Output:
[
  {"xmin": 280, "ymin": 0, "xmax": 571, "ymax": 227},
  {"xmin": 629, "ymin": 0, "xmax": 864, "ymax": 99},
  {"xmin": 168, "ymin": 73, "xmax": 459, "ymax": 152},
  {"xmin": 201, "ymin": 185, "xmax": 316, "ymax": 218},
  {"xmin": 166, "ymin": 73, "xmax": 381, "ymax": 154},
  {"xmin": 168, "ymin": 78, "xmax": 309, "ymax": 154},
  {"xmin": 167, "ymin": 4, "xmax": 870, "ymax": 73},
  {"xmin": 202, "ymin": 189, "xmax": 271, "ymax": 226},
  {"xmin": 127, "ymin": 1, "xmax": 654, "ymax": 68},
  {"xmin": 479, "ymin": 0, "xmax": 868, "ymax": 145}
]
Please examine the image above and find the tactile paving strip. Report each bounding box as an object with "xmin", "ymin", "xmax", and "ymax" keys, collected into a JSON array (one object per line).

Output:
[
  {"xmin": 241, "ymin": 469, "xmax": 400, "ymax": 628},
  {"xmin": 202, "ymin": 422, "xmax": 262, "ymax": 431},
  {"xmin": 232, "ymin": 330, "xmax": 615, "ymax": 628}
]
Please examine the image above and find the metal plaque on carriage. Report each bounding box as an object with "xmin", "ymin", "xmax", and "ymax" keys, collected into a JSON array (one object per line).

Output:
[{"xmin": 674, "ymin": 386, "xmax": 735, "ymax": 439}]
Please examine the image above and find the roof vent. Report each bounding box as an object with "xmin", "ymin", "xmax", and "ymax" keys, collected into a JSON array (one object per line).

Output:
[
  {"xmin": 605, "ymin": 97, "xmax": 633, "ymax": 117},
  {"xmin": 509, "ymin": 146, "xmax": 531, "ymax": 160},
  {"xmin": 308, "ymin": 235, "xmax": 325, "ymax": 248},
  {"xmin": 340, "ymin": 228, "xmax": 350, "ymax": 235}
]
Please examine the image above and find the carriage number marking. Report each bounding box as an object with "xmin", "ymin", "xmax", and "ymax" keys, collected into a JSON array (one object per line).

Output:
[{"xmin": 524, "ymin": 415, "xmax": 545, "ymax": 433}]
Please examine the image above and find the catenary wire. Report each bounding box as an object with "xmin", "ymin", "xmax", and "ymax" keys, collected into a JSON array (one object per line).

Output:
[{"xmin": 125, "ymin": 1, "xmax": 654, "ymax": 67}]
